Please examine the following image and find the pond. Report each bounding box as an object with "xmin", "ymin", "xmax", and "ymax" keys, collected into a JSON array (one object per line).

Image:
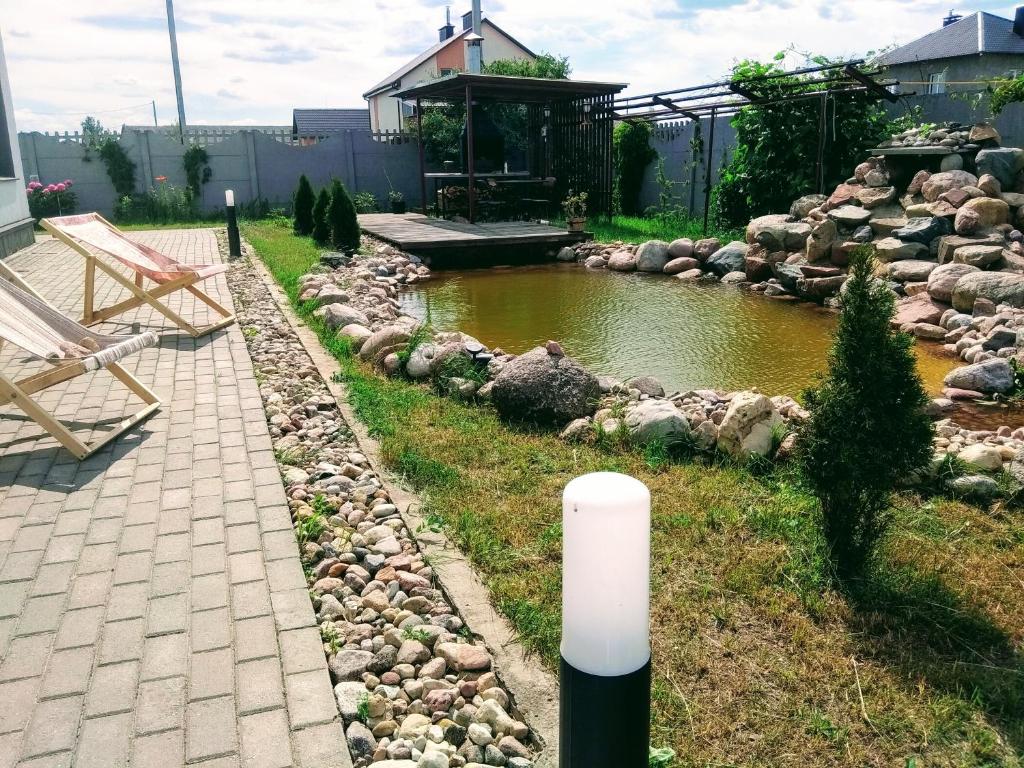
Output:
[{"xmin": 399, "ymin": 264, "xmax": 959, "ymax": 398}]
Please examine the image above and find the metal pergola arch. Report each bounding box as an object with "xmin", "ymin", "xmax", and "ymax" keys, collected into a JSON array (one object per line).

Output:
[{"xmin": 610, "ymin": 61, "xmax": 902, "ymax": 234}]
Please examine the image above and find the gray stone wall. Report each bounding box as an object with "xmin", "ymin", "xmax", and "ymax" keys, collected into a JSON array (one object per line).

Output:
[{"xmin": 18, "ymin": 129, "xmax": 423, "ymax": 218}]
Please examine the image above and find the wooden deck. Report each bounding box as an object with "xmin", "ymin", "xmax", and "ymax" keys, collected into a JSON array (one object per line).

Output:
[{"xmin": 358, "ymin": 213, "xmax": 590, "ymax": 254}]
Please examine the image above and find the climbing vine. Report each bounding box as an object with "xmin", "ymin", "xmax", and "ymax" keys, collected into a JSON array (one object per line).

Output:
[
  {"xmin": 613, "ymin": 119, "xmax": 657, "ymax": 216},
  {"xmin": 183, "ymin": 144, "xmax": 212, "ymax": 197},
  {"xmin": 988, "ymin": 74, "xmax": 1024, "ymax": 116}
]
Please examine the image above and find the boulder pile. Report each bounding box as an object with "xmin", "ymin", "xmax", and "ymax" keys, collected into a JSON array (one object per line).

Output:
[{"xmin": 876, "ymin": 121, "xmax": 997, "ymax": 151}]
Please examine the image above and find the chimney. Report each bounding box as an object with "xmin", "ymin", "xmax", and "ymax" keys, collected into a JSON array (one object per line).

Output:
[
  {"xmin": 439, "ymin": 6, "xmax": 454, "ymax": 41},
  {"xmin": 943, "ymin": 9, "xmax": 963, "ymax": 27},
  {"xmin": 466, "ymin": 0, "xmax": 483, "ymax": 73},
  {"xmin": 1015, "ymin": 6, "xmax": 1024, "ymax": 36},
  {"xmin": 462, "ymin": 11, "xmax": 473, "ymax": 30}
]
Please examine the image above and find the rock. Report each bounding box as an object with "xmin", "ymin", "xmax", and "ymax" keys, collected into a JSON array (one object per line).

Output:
[
  {"xmin": 623, "ymin": 399, "xmax": 691, "ymax": 446},
  {"xmin": 943, "ymin": 358, "xmax": 1015, "ymax": 394},
  {"xmin": 635, "ymin": 240, "xmax": 670, "ymax": 272},
  {"xmin": 891, "ymin": 217, "xmax": 953, "ymax": 245},
  {"xmin": 806, "ymin": 219, "xmax": 838, "ymax": 262},
  {"xmin": 359, "ymin": 325, "xmax": 412, "ymax": 361},
  {"xmin": 436, "ymin": 643, "xmax": 492, "ymax": 672},
  {"xmin": 954, "ymin": 206, "xmax": 982, "ymax": 235},
  {"xmin": 864, "ymin": 169, "xmax": 890, "ymax": 188},
  {"xmin": 827, "ymin": 205, "xmax": 872, "ymax": 228},
  {"xmin": 746, "ymin": 214, "xmax": 792, "ymax": 245},
  {"xmin": 396, "ymin": 639, "xmax": 431, "ymax": 665},
  {"xmin": 491, "ymin": 346, "xmax": 599, "ymax": 427},
  {"xmin": 717, "ymin": 391, "xmax": 782, "ymax": 459},
  {"xmin": 406, "ymin": 343, "xmax": 437, "ymax": 379},
  {"xmin": 583, "ymin": 255, "xmax": 606, "ymax": 269},
  {"xmin": 907, "ymin": 170, "xmax": 931, "ymax": 195},
  {"xmin": 417, "ymin": 753, "xmax": 449, "ymax": 768},
  {"xmin": 948, "ymin": 474, "xmax": 1000, "ymax": 502},
  {"xmin": 314, "ymin": 285, "xmax": 350, "ymax": 307},
  {"xmin": 978, "ymin": 173, "xmax": 1002, "ymax": 197},
  {"xmin": 951, "ymin": 272, "xmax": 1024, "ymax": 311},
  {"xmin": 940, "ymin": 153, "xmax": 965, "ymax": 171},
  {"xmin": 976, "ymin": 147, "xmax": 1024, "ymax": 188},
  {"xmin": 744, "ymin": 255, "xmax": 774, "ymax": 282},
  {"xmin": 790, "ymin": 194, "xmax": 826, "ymax": 218},
  {"xmin": 751, "ymin": 221, "xmax": 811, "ymax": 251},
  {"xmin": 874, "ymin": 237, "xmax": 929, "ymax": 262},
  {"xmin": 398, "ymin": 713, "xmax": 433, "ymax": 739},
  {"xmin": 773, "ymin": 262, "xmax": 804, "ymax": 291},
  {"xmin": 335, "ymin": 681, "xmax": 369, "ymax": 724},
  {"xmin": 668, "ymin": 238, "xmax": 694, "ymax": 258},
  {"xmin": 828, "ymin": 183, "xmax": 861, "ymax": 207},
  {"xmin": 913, "ymin": 323, "xmax": 947, "ymax": 340},
  {"xmin": 937, "ymin": 233, "xmax": 1005, "ymax": 263},
  {"xmin": 347, "ymin": 721, "xmax": 378, "ymax": 758},
  {"xmin": 706, "ymin": 241, "xmax": 749, "ymax": 276},
  {"xmin": 928, "ymin": 263, "xmax": 980, "ymax": 303},
  {"xmin": 894, "ymin": 294, "xmax": 946, "ymax": 326},
  {"xmin": 869, "ymin": 218, "xmax": 909, "ymax": 237},
  {"xmin": 956, "ymin": 197, "xmax": 1009, "ymax": 232},
  {"xmin": 663, "ymin": 256, "xmax": 699, "ymax": 274},
  {"xmin": 969, "ymin": 122, "xmax": 1001, "ymax": 144},
  {"xmin": 339, "ymin": 323, "xmax": 373, "ymax": 351},
  {"xmin": 317, "ymin": 303, "xmax": 371, "ymax": 330},
  {"xmin": 556, "ymin": 246, "xmax": 577, "ymax": 262},
  {"xmin": 888, "ymin": 260, "xmax": 937, "ymax": 282},
  {"xmin": 856, "ymin": 186, "xmax": 896, "ymax": 209},
  {"xmin": 625, "ymin": 375, "xmax": 665, "ymax": 397},
  {"xmin": 921, "ymin": 170, "xmax": 978, "ymax": 202},
  {"xmin": 606, "ymin": 251, "xmax": 637, "ymax": 272},
  {"xmin": 468, "ymin": 722, "xmax": 494, "ymax": 746},
  {"xmin": 559, "ymin": 417, "xmax": 591, "ymax": 442},
  {"xmin": 953, "ymin": 244, "xmax": 1004, "ymax": 268},
  {"xmin": 796, "ymin": 275, "xmax": 846, "ymax": 300},
  {"xmin": 329, "ymin": 650, "xmax": 374, "ymax": 682},
  {"xmin": 675, "ymin": 268, "xmax": 703, "ymax": 281},
  {"xmin": 693, "ymin": 238, "xmax": 721, "ymax": 261},
  {"xmin": 721, "ymin": 271, "xmax": 747, "ymax": 284},
  {"xmin": 940, "ymin": 187, "xmax": 971, "ymax": 208}
]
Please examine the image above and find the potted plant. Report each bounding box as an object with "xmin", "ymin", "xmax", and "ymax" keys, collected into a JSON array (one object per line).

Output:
[
  {"xmin": 389, "ymin": 190, "xmax": 406, "ymax": 214},
  {"xmin": 562, "ymin": 190, "xmax": 588, "ymax": 232}
]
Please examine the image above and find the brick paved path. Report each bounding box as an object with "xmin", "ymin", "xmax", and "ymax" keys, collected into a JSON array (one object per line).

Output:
[{"xmin": 0, "ymin": 230, "xmax": 349, "ymax": 768}]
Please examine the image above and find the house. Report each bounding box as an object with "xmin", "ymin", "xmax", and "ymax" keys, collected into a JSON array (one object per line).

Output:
[
  {"xmin": 363, "ymin": 8, "xmax": 535, "ymax": 132},
  {"xmin": 877, "ymin": 8, "xmax": 1024, "ymax": 95},
  {"xmin": 292, "ymin": 109, "xmax": 371, "ymax": 145},
  {"xmin": 0, "ymin": 31, "xmax": 32, "ymax": 258}
]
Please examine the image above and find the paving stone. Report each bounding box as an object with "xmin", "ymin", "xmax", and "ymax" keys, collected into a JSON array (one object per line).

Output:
[
  {"xmin": 134, "ymin": 676, "xmax": 186, "ymax": 735},
  {"xmin": 38, "ymin": 646, "xmax": 94, "ymax": 699},
  {"xmin": 20, "ymin": 694, "xmax": 83, "ymax": 758},
  {"xmin": 74, "ymin": 712, "xmax": 132, "ymax": 767},
  {"xmin": 0, "ymin": 633, "xmax": 54, "ymax": 681},
  {"xmin": 239, "ymin": 709, "xmax": 292, "ymax": 768},
  {"xmin": 190, "ymin": 607, "xmax": 231, "ymax": 652},
  {"xmin": 279, "ymin": 628, "xmax": 327, "ymax": 676},
  {"xmin": 97, "ymin": 618, "xmax": 145, "ymax": 665},
  {"xmin": 188, "ymin": 648, "xmax": 235, "ymax": 701},
  {"xmin": 233, "ymin": 616, "xmax": 278, "ymax": 662},
  {"xmin": 54, "ymin": 606, "xmax": 104, "ymax": 649},
  {"xmin": 185, "ymin": 696, "xmax": 238, "ymax": 763},
  {"xmin": 236, "ymin": 657, "xmax": 286, "ymax": 715},
  {"xmin": 284, "ymin": 670, "xmax": 338, "ymax": 728},
  {"xmin": 84, "ymin": 661, "xmax": 139, "ymax": 717},
  {"xmin": 291, "ymin": 721, "xmax": 351, "ymax": 768},
  {"xmin": 0, "ymin": 677, "xmax": 41, "ymax": 733},
  {"xmin": 141, "ymin": 632, "xmax": 188, "ymax": 680},
  {"xmin": 129, "ymin": 729, "xmax": 185, "ymax": 768}
]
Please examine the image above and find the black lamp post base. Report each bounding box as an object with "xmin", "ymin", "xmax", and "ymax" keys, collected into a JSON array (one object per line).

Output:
[
  {"xmin": 226, "ymin": 205, "xmax": 241, "ymax": 258},
  {"xmin": 560, "ymin": 656, "xmax": 651, "ymax": 768}
]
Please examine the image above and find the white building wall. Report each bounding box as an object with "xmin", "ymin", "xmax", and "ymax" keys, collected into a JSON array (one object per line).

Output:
[{"xmin": 0, "ymin": 31, "xmax": 30, "ymax": 232}]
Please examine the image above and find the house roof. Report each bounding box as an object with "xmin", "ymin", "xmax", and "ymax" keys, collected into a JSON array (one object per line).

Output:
[
  {"xmin": 875, "ymin": 11, "xmax": 1024, "ymax": 66},
  {"xmin": 292, "ymin": 109, "xmax": 370, "ymax": 134},
  {"xmin": 362, "ymin": 18, "xmax": 535, "ymax": 99},
  {"xmin": 392, "ymin": 72, "xmax": 627, "ymax": 103}
]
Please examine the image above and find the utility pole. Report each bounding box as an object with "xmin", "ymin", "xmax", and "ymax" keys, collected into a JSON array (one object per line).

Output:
[
  {"xmin": 152, "ymin": 100, "xmax": 158, "ymax": 127},
  {"xmin": 165, "ymin": 0, "xmax": 187, "ymax": 143}
]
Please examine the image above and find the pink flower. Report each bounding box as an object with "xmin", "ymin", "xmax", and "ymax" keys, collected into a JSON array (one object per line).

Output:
[
  {"xmin": 55, "ymin": 183, "xmax": 67, "ymax": 192},
  {"xmin": 27, "ymin": 181, "xmax": 42, "ymax": 190},
  {"xmin": 44, "ymin": 184, "xmax": 56, "ymax": 193},
  {"xmin": 25, "ymin": 187, "xmax": 32, "ymax": 195},
  {"xmin": 63, "ymin": 179, "xmax": 73, "ymax": 187}
]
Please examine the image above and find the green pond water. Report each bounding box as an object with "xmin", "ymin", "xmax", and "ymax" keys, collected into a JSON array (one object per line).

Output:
[{"xmin": 398, "ymin": 264, "xmax": 959, "ymax": 398}]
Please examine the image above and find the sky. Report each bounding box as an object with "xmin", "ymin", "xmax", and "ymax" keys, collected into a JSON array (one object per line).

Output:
[{"xmin": 2, "ymin": 0, "xmax": 1020, "ymax": 132}]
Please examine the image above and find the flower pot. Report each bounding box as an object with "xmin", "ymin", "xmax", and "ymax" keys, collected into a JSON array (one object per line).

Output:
[
  {"xmin": 391, "ymin": 200, "xmax": 407, "ymax": 214},
  {"xmin": 567, "ymin": 217, "xmax": 587, "ymax": 233}
]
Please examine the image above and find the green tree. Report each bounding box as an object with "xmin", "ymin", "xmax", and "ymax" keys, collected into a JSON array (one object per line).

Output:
[
  {"xmin": 797, "ymin": 246, "xmax": 933, "ymax": 578},
  {"xmin": 81, "ymin": 116, "xmax": 106, "ymax": 149},
  {"xmin": 312, "ymin": 188, "xmax": 331, "ymax": 245},
  {"xmin": 293, "ymin": 175, "xmax": 316, "ymax": 236},
  {"xmin": 327, "ymin": 180, "xmax": 360, "ymax": 252},
  {"xmin": 613, "ymin": 120, "xmax": 657, "ymax": 216},
  {"xmin": 483, "ymin": 53, "xmax": 571, "ymax": 79},
  {"xmin": 712, "ymin": 54, "xmax": 889, "ymax": 228}
]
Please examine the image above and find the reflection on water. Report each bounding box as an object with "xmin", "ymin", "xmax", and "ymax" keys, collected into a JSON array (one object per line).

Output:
[{"xmin": 399, "ymin": 264, "xmax": 959, "ymax": 397}]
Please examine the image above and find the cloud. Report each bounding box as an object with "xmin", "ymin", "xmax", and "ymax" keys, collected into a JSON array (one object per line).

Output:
[
  {"xmin": 78, "ymin": 14, "xmax": 199, "ymax": 33},
  {"xmin": 225, "ymin": 43, "xmax": 317, "ymax": 64},
  {"xmin": 217, "ymin": 89, "xmax": 241, "ymax": 100}
]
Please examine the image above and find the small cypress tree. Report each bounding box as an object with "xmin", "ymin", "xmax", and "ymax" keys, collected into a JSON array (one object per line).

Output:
[
  {"xmin": 312, "ymin": 188, "xmax": 331, "ymax": 245},
  {"xmin": 293, "ymin": 175, "xmax": 315, "ymax": 236},
  {"xmin": 797, "ymin": 246, "xmax": 933, "ymax": 579},
  {"xmin": 327, "ymin": 180, "xmax": 360, "ymax": 253}
]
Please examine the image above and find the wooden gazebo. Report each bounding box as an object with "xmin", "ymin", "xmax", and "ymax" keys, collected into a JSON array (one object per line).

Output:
[{"xmin": 393, "ymin": 73, "xmax": 627, "ymax": 223}]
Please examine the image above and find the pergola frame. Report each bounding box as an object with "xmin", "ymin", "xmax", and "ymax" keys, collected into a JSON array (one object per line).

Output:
[
  {"xmin": 394, "ymin": 73, "xmax": 627, "ymax": 223},
  {"xmin": 611, "ymin": 61, "xmax": 901, "ymax": 234}
]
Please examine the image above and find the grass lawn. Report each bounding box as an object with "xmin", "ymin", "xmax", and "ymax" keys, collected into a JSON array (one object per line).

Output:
[
  {"xmin": 555, "ymin": 212, "xmax": 744, "ymax": 246},
  {"xmin": 244, "ymin": 219, "xmax": 1024, "ymax": 768}
]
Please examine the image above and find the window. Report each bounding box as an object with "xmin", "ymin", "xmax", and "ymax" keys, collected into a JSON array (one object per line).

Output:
[
  {"xmin": 0, "ymin": 85, "xmax": 14, "ymax": 178},
  {"xmin": 927, "ymin": 72, "xmax": 947, "ymax": 95}
]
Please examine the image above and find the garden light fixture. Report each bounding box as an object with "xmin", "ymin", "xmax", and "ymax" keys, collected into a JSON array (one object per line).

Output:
[
  {"xmin": 225, "ymin": 189, "xmax": 241, "ymax": 258},
  {"xmin": 561, "ymin": 472, "xmax": 651, "ymax": 767}
]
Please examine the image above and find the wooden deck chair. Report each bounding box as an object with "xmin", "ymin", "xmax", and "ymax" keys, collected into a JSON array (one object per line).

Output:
[
  {"xmin": 41, "ymin": 213, "xmax": 235, "ymax": 338},
  {"xmin": 0, "ymin": 261, "xmax": 161, "ymax": 459}
]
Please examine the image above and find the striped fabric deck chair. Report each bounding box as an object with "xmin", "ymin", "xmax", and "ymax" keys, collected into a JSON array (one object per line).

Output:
[
  {"xmin": 41, "ymin": 213, "xmax": 235, "ymax": 338},
  {"xmin": 0, "ymin": 261, "xmax": 161, "ymax": 460}
]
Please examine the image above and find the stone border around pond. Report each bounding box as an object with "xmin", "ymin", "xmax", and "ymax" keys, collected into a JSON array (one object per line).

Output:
[{"xmin": 225, "ymin": 236, "xmax": 554, "ymax": 768}]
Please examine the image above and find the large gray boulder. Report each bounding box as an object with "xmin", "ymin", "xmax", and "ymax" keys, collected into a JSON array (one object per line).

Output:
[
  {"xmin": 874, "ymin": 237, "xmax": 929, "ymax": 262},
  {"xmin": 888, "ymin": 260, "xmax": 938, "ymax": 283},
  {"xmin": 943, "ymin": 358, "xmax": 1015, "ymax": 394},
  {"xmin": 706, "ymin": 241, "xmax": 749, "ymax": 277},
  {"xmin": 790, "ymin": 193, "xmax": 826, "ymax": 218},
  {"xmin": 976, "ymin": 147, "xmax": 1024, "ymax": 189},
  {"xmin": 927, "ymin": 262, "xmax": 980, "ymax": 303},
  {"xmin": 491, "ymin": 346, "xmax": 600, "ymax": 426},
  {"xmin": 827, "ymin": 205, "xmax": 872, "ymax": 228},
  {"xmin": 358, "ymin": 325, "xmax": 412, "ymax": 361},
  {"xmin": 635, "ymin": 240, "xmax": 671, "ymax": 272},
  {"xmin": 951, "ymin": 271, "xmax": 1024, "ymax": 312},
  {"xmin": 717, "ymin": 392, "xmax": 782, "ymax": 458},
  {"xmin": 891, "ymin": 216, "xmax": 953, "ymax": 245},
  {"xmin": 921, "ymin": 170, "xmax": 978, "ymax": 202},
  {"xmin": 316, "ymin": 303, "xmax": 370, "ymax": 330},
  {"xmin": 623, "ymin": 400, "xmax": 691, "ymax": 446}
]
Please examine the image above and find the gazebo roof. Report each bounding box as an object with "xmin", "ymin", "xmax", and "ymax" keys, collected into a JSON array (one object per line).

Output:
[{"xmin": 392, "ymin": 72, "xmax": 628, "ymax": 103}]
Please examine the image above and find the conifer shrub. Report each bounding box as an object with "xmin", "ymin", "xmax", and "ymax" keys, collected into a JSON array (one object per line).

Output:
[
  {"xmin": 293, "ymin": 175, "xmax": 315, "ymax": 236},
  {"xmin": 328, "ymin": 180, "xmax": 360, "ymax": 253},
  {"xmin": 797, "ymin": 246, "xmax": 933, "ymax": 578},
  {"xmin": 312, "ymin": 188, "xmax": 331, "ymax": 245}
]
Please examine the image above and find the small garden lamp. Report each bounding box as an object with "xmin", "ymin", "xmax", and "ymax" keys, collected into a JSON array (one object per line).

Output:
[
  {"xmin": 225, "ymin": 189, "xmax": 241, "ymax": 258},
  {"xmin": 561, "ymin": 472, "xmax": 651, "ymax": 767}
]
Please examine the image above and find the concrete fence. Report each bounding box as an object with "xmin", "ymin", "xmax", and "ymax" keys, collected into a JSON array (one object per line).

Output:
[{"xmin": 18, "ymin": 128, "xmax": 423, "ymax": 218}]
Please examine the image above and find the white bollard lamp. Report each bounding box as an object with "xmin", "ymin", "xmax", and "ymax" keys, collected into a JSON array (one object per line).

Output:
[
  {"xmin": 225, "ymin": 189, "xmax": 241, "ymax": 258},
  {"xmin": 561, "ymin": 472, "xmax": 651, "ymax": 767}
]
